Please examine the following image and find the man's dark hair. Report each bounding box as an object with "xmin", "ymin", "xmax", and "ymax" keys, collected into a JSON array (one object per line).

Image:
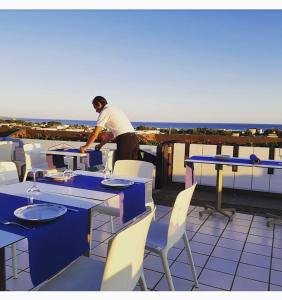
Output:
[{"xmin": 92, "ymin": 96, "xmax": 108, "ymax": 106}]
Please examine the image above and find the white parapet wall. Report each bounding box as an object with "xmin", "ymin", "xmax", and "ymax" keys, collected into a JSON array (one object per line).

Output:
[{"xmin": 172, "ymin": 143, "xmax": 282, "ymax": 194}]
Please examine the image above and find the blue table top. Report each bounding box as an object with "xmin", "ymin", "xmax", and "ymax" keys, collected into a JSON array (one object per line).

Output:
[
  {"xmin": 185, "ymin": 155, "xmax": 282, "ymax": 169},
  {"xmin": 48, "ymin": 148, "xmax": 102, "ymax": 167},
  {"xmin": 38, "ymin": 175, "xmax": 146, "ymax": 223}
]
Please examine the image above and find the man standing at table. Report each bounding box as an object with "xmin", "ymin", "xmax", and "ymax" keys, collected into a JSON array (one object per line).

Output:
[{"xmin": 80, "ymin": 96, "xmax": 139, "ymax": 160}]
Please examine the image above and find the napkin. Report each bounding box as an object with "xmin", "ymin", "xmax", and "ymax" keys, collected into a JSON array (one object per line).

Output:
[{"xmin": 250, "ymin": 154, "xmax": 261, "ymax": 164}]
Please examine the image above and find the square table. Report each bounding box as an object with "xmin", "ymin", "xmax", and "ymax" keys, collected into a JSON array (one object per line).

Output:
[
  {"xmin": 37, "ymin": 172, "xmax": 148, "ymax": 223},
  {"xmin": 0, "ymin": 171, "xmax": 149, "ymax": 290},
  {"xmin": 42, "ymin": 149, "xmax": 88, "ymax": 170}
]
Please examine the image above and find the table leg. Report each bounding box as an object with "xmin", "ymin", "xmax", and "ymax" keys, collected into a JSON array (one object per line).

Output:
[
  {"xmin": 83, "ymin": 208, "xmax": 93, "ymax": 257},
  {"xmin": 199, "ymin": 164, "xmax": 236, "ymax": 219},
  {"xmin": 185, "ymin": 163, "xmax": 194, "ymax": 189},
  {"xmin": 0, "ymin": 248, "xmax": 6, "ymax": 291},
  {"xmin": 73, "ymin": 157, "xmax": 78, "ymax": 170},
  {"xmin": 216, "ymin": 166, "xmax": 223, "ymax": 210},
  {"xmin": 266, "ymin": 213, "xmax": 282, "ymax": 227}
]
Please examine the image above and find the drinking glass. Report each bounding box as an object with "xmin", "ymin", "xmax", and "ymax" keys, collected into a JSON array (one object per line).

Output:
[
  {"xmin": 26, "ymin": 168, "xmax": 42, "ymax": 204},
  {"xmin": 101, "ymin": 149, "xmax": 112, "ymax": 179},
  {"xmin": 63, "ymin": 156, "xmax": 74, "ymax": 181}
]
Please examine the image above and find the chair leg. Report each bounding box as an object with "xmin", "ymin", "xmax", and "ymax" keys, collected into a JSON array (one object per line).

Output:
[
  {"xmin": 160, "ymin": 251, "xmax": 175, "ymax": 291},
  {"xmin": 183, "ymin": 232, "xmax": 198, "ymax": 287},
  {"xmin": 23, "ymin": 171, "xmax": 28, "ymax": 182},
  {"xmin": 138, "ymin": 271, "xmax": 148, "ymax": 291},
  {"xmin": 11, "ymin": 244, "xmax": 18, "ymax": 279},
  {"xmin": 110, "ymin": 216, "xmax": 115, "ymax": 233}
]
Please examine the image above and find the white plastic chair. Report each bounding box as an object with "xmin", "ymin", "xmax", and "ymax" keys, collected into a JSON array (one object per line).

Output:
[
  {"xmin": 145, "ymin": 184, "xmax": 198, "ymax": 290},
  {"xmin": 0, "ymin": 161, "xmax": 19, "ymax": 185},
  {"xmin": 0, "ymin": 142, "xmax": 14, "ymax": 161},
  {"xmin": 0, "ymin": 161, "xmax": 20, "ymax": 279},
  {"xmin": 23, "ymin": 143, "xmax": 57, "ymax": 182},
  {"xmin": 94, "ymin": 160, "xmax": 155, "ymax": 233},
  {"xmin": 38, "ymin": 208, "xmax": 155, "ymax": 291}
]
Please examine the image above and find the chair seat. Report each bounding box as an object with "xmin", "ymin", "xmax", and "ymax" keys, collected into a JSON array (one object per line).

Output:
[
  {"xmin": 94, "ymin": 201, "xmax": 155, "ymax": 218},
  {"xmin": 146, "ymin": 221, "xmax": 169, "ymax": 251},
  {"xmin": 39, "ymin": 257, "xmax": 105, "ymax": 291}
]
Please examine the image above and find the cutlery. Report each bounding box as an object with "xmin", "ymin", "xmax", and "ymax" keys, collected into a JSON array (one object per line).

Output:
[
  {"xmin": 66, "ymin": 207, "xmax": 79, "ymax": 212},
  {"xmin": 0, "ymin": 219, "xmax": 33, "ymax": 230}
]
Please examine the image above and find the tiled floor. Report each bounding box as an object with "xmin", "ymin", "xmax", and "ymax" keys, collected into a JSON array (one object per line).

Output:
[{"xmin": 4, "ymin": 204, "xmax": 282, "ymax": 291}]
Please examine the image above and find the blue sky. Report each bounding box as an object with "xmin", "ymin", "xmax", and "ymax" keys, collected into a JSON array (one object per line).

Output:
[{"xmin": 0, "ymin": 10, "xmax": 281, "ymax": 123}]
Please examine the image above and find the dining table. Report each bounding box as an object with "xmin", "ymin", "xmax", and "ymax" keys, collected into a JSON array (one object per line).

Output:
[
  {"xmin": 42, "ymin": 148, "xmax": 102, "ymax": 170},
  {"xmin": 0, "ymin": 170, "xmax": 150, "ymax": 290},
  {"xmin": 185, "ymin": 155, "xmax": 282, "ymax": 219}
]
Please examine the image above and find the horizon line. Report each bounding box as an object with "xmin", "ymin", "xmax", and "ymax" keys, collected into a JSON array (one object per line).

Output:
[{"xmin": 1, "ymin": 116, "xmax": 282, "ymax": 126}]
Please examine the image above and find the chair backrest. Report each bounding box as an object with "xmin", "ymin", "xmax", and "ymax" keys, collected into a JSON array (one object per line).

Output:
[
  {"xmin": 23, "ymin": 143, "xmax": 48, "ymax": 170},
  {"xmin": 167, "ymin": 184, "xmax": 197, "ymax": 249},
  {"xmin": 0, "ymin": 142, "xmax": 14, "ymax": 161},
  {"xmin": 0, "ymin": 162, "xmax": 19, "ymax": 185},
  {"xmin": 113, "ymin": 160, "xmax": 154, "ymax": 180},
  {"xmin": 100, "ymin": 207, "xmax": 155, "ymax": 291}
]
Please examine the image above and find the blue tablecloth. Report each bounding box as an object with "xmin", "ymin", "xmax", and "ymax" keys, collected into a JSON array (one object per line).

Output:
[
  {"xmin": 50, "ymin": 148, "xmax": 102, "ymax": 168},
  {"xmin": 0, "ymin": 193, "xmax": 89, "ymax": 286},
  {"xmin": 38, "ymin": 175, "xmax": 146, "ymax": 223}
]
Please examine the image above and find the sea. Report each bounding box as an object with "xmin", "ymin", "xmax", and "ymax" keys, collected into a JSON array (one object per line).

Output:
[{"xmin": 20, "ymin": 118, "xmax": 282, "ymax": 131}]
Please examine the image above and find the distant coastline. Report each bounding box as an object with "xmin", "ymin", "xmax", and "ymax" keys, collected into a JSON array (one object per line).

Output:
[{"xmin": 16, "ymin": 118, "xmax": 282, "ymax": 131}]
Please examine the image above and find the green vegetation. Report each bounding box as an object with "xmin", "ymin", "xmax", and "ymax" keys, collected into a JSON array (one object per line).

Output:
[
  {"xmin": 135, "ymin": 125, "xmax": 158, "ymax": 131},
  {"xmin": 46, "ymin": 121, "xmax": 63, "ymax": 127}
]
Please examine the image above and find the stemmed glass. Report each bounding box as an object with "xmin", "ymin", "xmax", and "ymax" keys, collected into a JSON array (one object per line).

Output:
[
  {"xmin": 101, "ymin": 148, "xmax": 112, "ymax": 179},
  {"xmin": 26, "ymin": 168, "xmax": 42, "ymax": 204},
  {"xmin": 63, "ymin": 156, "xmax": 74, "ymax": 181}
]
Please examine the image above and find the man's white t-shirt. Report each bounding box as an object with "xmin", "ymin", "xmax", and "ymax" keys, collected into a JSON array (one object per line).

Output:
[{"xmin": 96, "ymin": 105, "xmax": 135, "ymax": 138}]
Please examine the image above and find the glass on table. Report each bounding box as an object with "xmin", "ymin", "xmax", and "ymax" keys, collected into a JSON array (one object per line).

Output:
[
  {"xmin": 63, "ymin": 156, "xmax": 74, "ymax": 181},
  {"xmin": 101, "ymin": 148, "xmax": 112, "ymax": 179},
  {"xmin": 26, "ymin": 168, "xmax": 42, "ymax": 204}
]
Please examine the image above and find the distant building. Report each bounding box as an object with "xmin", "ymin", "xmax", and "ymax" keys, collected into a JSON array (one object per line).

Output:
[
  {"xmin": 248, "ymin": 128, "xmax": 257, "ymax": 135},
  {"xmin": 232, "ymin": 132, "xmax": 240, "ymax": 137},
  {"xmin": 267, "ymin": 133, "xmax": 278, "ymax": 138},
  {"xmin": 57, "ymin": 125, "xmax": 69, "ymax": 130}
]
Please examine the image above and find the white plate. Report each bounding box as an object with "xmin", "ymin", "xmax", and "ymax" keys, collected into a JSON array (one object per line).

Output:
[
  {"xmin": 101, "ymin": 178, "xmax": 134, "ymax": 188},
  {"xmin": 214, "ymin": 154, "xmax": 231, "ymax": 160},
  {"xmin": 14, "ymin": 204, "xmax": 67, "ymax": 222}
]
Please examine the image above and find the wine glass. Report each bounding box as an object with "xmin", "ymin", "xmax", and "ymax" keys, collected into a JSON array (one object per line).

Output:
[
  {"xmin": 63, "ymin": 156, "xmax": 74, "ymax": 181},
  {"xmin": 26, "ymin": 168, "xmax": 42, "ymax": 204},
  {"xmin": 101, "ymin": 149, "xmax": 112, "ymax": 179}
]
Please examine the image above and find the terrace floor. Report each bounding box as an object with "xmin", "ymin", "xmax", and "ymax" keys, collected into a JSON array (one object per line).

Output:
[{"xmin": 4, "ymin": 187, "xmax": 282, "ymax": 291}]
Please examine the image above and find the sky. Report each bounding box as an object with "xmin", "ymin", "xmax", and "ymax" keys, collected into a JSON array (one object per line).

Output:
[{"xmin": 0, "ymin": 9, "xmax": 282, "ymax": 123}]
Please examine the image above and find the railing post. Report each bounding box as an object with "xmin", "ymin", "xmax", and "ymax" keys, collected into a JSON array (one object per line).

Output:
[{"xmin": 155, "ymin": 142, "xmax": 174, "ymax": 188}]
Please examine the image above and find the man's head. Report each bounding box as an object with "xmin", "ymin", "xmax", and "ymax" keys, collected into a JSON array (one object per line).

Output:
[{"xmin": 92, "ymin": 96, "xmax": 108, "ymax": 113}]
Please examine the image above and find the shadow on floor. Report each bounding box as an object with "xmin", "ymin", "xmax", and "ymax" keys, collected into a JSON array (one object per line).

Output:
[{"xmin": 153, "ymin": 182, "xmax": 282, "ymax": 216}]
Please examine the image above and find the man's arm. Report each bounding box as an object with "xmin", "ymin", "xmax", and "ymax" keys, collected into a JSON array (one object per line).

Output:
[
  {"xmin": 94, "ymin": 132, "xmax": 114, "ymax": 151},
  {"xmin": 80, "ymin": 126, "xmax": 103, "ymax": 153}
]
